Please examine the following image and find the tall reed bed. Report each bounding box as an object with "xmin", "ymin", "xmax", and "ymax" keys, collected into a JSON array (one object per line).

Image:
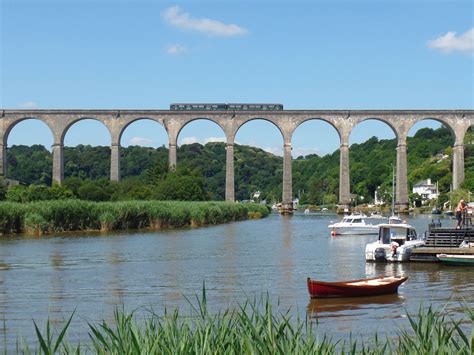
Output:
[
  {"xmin": 23, "ymin": 291, "xmax": 474, "ymax": 354},
  {"xmin": 0, "ymin": 200, "xmax": 269, "ymax": 235}
]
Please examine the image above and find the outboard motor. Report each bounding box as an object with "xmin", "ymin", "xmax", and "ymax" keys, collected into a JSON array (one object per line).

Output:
[{"xmin": 374, "ymin": 247, "xmax": 387, "ymax": 261}]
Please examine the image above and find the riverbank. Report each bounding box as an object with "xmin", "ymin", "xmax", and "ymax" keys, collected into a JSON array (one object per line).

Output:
[
  {"xmin": 24, "ymin": 295, "xmax": 474, "ymax": 354},
  {"xmin": 0, "ymin": 200, "xmax": 269, "ymax": 235}
]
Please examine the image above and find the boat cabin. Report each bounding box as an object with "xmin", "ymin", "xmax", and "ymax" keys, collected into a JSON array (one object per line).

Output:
[
  {"xmin": 342, "ymin": 216, "xmax": 365, "ymax": 224},
  {"xmin": 378, "ymin": 224, "xmax": 417, "ymax": 246}
]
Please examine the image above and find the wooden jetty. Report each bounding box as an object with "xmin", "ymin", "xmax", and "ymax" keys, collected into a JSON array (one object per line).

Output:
[{"xmin": 410, "ymin": 219, "xmax": 474, "ymax": 262}]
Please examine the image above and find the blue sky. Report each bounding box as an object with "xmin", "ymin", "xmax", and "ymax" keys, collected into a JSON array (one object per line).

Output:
[{"xmin": 1, "ymin": 0, "xmax": 473, "ymax": 156}]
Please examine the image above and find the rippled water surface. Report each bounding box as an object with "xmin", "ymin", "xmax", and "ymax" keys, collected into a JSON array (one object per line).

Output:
[{"xmin": 1, "ymin": 213, "xmax": 473, "ymax": 349}]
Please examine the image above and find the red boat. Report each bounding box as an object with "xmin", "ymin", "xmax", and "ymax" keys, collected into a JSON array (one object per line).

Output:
[{"xmin": 307, "ymin": 276, "xmax": 408, "ymax": 298}]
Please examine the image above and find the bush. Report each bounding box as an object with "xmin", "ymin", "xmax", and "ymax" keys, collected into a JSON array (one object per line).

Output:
[
  {"xmin": 24, "ymin": 212, "xmax": 48, "ymax": 234},
  {"xmin": 77, "ymin": 181, "xmax": 110, "ymax": 201},
  {"xmin": 0, "ymin": 200, "xmax": 268, "ymax": 235},
  {"xmin": 6, "ymin": 185, "xmax": 29, "ymax": 203}
]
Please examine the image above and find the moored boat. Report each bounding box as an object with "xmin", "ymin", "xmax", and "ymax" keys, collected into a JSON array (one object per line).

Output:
[
  {"xmin": 307, "ymin": 276, "xmax": 408, "ymax": 298},
  {"xmin": 328, "ymin": 213, "xmax": 380, "ymax": 235},
  {"xmin": 436, "ymin": 254, "xmax": 474, "ymax": 266},
  {"xmin": 365, "ymin": 222, "xmax": 424, "ymax": 262},
  {"xmin": 368, "ymin": 212, "xmax": 384, "ymax": 219},
  {"xmin": 431, "ymin": 207, "xmax": 442, "ymax": 215}
]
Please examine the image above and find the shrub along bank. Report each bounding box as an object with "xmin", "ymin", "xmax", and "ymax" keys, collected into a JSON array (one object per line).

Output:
[{"xmin": 0, "ymin": 200, "xmax": 269, "ymax": 235}]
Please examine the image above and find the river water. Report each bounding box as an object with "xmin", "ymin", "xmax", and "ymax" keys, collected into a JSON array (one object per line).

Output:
[{"xmin": 0, "ymin": 213, "xmax": 473, "ymax": 349}]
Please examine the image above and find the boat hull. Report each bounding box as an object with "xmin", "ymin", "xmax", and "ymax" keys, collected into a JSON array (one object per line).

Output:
[
  {"xmin": 365, "ymin": 241, "xmax": 425, "ymax": 262},
  {"xmin": 329, "ymin": 226, "xmax": 379, "ymax": 235},
  {"xmin": 307, "ymin": 276, "xmax": 408, "ymax": 298},
  {"xmin": 437, "ymin": 254, "xmax": 474, "ymax": 266}
]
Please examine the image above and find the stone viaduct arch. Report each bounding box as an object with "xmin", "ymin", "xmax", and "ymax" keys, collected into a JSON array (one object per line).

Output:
[
  {"xmin": 2, "ymin": 117, "xmax": 55, "ymax": 181},
  {"xmin": 1, "ymin": 109, "xmax": 472, "ymax": 213},
  {"xmin": 233, "ymin": 117, "xmax": 286, "ymax": 204},
  {"xmin": 348, "ymin": 118, "xmax": 397, "ymax": 208}
]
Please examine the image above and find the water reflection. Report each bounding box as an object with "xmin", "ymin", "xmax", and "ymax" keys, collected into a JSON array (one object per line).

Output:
[
  {"xmin": 307, "ymin": 293, "xmax": 404, "ymax": 318},
  {"xmin": 222, "ymin": 222, "xmax": 238, "ymax": 294},
  {"xmin": 280, "ymin": 216, "xmax": 294, "ymax": 286},
  {"xmin": 364, "ymin": 261, "xmax": 410, "ymax": 278},
  {"xmin": 0, "ymin": 214, "xmax": 473, "ymax": 350}
]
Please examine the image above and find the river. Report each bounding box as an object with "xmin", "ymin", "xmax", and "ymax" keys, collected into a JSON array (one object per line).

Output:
[{"xmin": 0, "ymin": 212, "xmax": 472, "ymax": 349}]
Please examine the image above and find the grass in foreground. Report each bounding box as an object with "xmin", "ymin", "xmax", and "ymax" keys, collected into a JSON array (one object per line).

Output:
[
  {"xmin": 0, "ymin": 200, "xmax": 269, "ymax": 235},
  {"xmin": 19, "ymin": 289, "xmax": 474, "ymax": 354}
]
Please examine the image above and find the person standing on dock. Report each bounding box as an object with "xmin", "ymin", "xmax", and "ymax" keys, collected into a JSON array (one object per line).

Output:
[{"xmin": 455, "ymin": 199, "xmax": 467, "ymax": 229}]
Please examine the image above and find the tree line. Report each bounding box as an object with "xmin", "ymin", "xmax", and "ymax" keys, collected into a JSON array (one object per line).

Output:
[{"xmin": 2, "ymin": 127, "xmax": 473, "ymax": 205}]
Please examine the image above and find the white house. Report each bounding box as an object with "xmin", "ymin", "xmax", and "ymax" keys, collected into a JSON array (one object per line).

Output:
[{"xmin": 412, "ymin": 178, "xmax": 439, "ymax": 200}]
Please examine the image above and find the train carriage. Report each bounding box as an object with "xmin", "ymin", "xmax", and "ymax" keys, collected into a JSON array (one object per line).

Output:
[{"xmin": 170, "ymin": 103, "xmax": 283, "ymax": 111}]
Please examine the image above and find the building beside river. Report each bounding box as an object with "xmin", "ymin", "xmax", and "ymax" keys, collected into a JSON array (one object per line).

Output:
[{"xmin": 412, "ymin": 178, "xmax": 439, "ymax": 201}]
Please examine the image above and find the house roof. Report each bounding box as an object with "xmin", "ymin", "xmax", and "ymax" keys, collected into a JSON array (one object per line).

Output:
[{"xmin": 414, "ymin": 179, "xmax": 435, "ymax": 187}]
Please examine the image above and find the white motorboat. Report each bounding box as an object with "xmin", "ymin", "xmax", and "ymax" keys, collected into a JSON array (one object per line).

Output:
[
  {"xmin": 388, "ymin": 215, "xmax": 404, "ymax": 224},
  {"xmin": 328, "ymin": 214, "xmax": 380, "ymax": 235},
  {"xmin": 365, "ymin": 222, "xmax": 424, "ymax": 262}
]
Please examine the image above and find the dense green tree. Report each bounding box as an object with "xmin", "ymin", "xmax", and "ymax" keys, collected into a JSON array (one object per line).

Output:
[
  {"xmin": 3, "ymin": 126, "xmax": 472, "ymax": 204},
  {"xmin": 153, "ymin": 168, "xmax": 208, "ymax": 201},
  {"xmin": 7, "ymin": 145, "xmax": 52, "ymax": 184},
  {"xmin": 77, "ymin": 179, "xmax": 112, "ymax": 201}
]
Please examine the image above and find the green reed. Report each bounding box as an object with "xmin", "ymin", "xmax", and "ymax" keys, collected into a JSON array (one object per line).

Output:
[
  {"xmin": 0, "ymin": 200, "xmax": 269, "ymax": 235},
  {"xmin": 24, "ymin": 289, "xmax": 474, "ymax": 354}
]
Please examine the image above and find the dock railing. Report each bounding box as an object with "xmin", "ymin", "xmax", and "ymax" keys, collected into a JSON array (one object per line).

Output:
[{"xmin": 425, "ymin": 217, "xmax": 474, "ymax": 248}]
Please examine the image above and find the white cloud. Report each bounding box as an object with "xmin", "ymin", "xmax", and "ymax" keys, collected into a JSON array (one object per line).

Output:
[
  {"xmin": 162, "ymin": 6, "xmax": 248, "ymax": 37},
  {"xmin": 129, "ymin": 136, "xmax": 153, "ymax": 146},
  {"xmin": 18, "ymin": 101, "xmax": 37, "ymax": 108},
  {"xmin": 166, "ymin": 44, "xmax": 187, "ymax": 55},
  {"xmin": 427, "ymin": 28, "xmax": 474, "ymax": 54}
]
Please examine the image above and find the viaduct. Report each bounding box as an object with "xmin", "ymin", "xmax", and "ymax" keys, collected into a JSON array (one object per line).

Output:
[{"xmin": 1, "ymin": 109, "xmax": 473, "ymax": 212}]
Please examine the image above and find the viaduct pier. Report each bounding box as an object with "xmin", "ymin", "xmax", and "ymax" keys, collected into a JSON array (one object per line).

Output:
[{"xmin": 1, "ymin": 109, "xmax": 473, "ymax": 213}]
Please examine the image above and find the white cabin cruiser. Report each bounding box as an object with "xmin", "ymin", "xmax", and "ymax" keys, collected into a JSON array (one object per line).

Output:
[
  {"xmin": 328, "ymin": 214, "xmax": 380, "ymax": 235},
  {"xmin": 365, "ymin": 222, "xmax": 424, "ymax": 262}
]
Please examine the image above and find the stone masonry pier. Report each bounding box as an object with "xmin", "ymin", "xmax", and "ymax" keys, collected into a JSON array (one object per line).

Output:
[{"xmin": 1, "ymin": 109, "xmax": 473, "ymax": 213}]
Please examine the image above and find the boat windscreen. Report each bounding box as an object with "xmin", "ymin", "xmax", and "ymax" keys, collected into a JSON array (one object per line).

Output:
[{"xmin": 380, "ymin": 227, "xmax": 391, "ymax": 244}]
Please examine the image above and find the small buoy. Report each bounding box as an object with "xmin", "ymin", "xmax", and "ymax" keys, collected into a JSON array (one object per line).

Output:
[{"xmin": 331, "ymin": 230, "xmax": 337, "ymax": 237}]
